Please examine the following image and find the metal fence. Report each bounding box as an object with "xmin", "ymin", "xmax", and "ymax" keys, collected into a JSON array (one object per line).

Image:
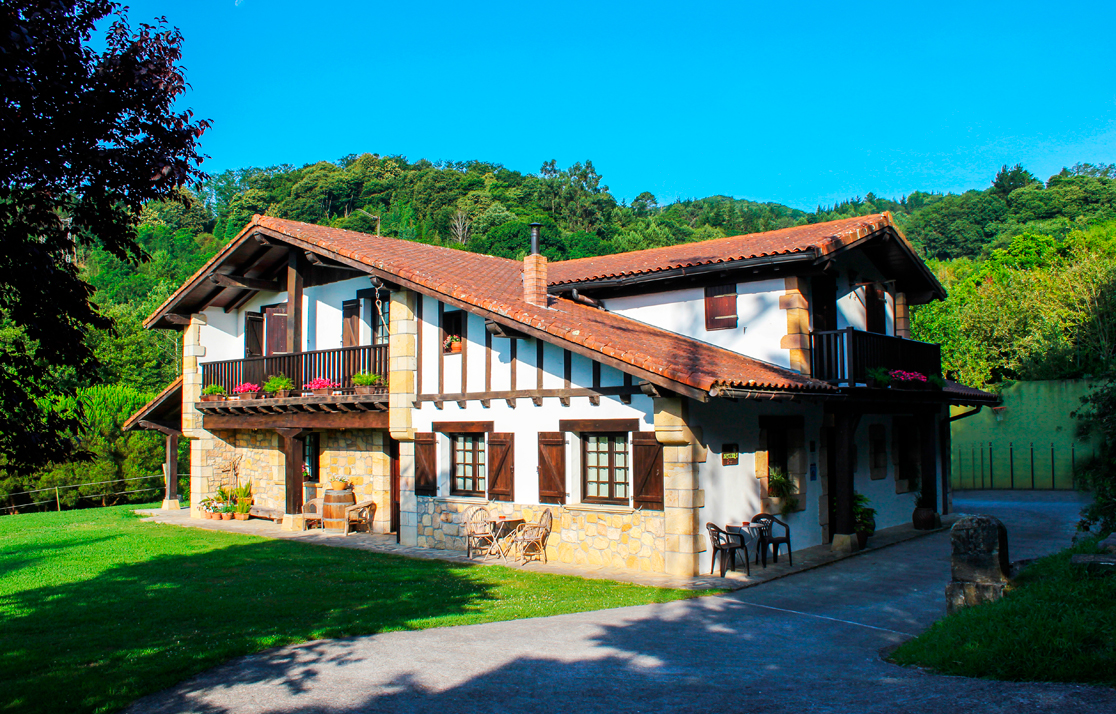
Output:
[
  {"xmin": 952, "ymin": 441, "xmax": 1097, "ymax": 491},
  {"xmin": 0, "ymin": 476, "xmax": 165, "ymax": 515}
]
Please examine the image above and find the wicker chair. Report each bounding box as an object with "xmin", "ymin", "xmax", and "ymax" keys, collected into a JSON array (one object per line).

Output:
[
  {"xmin": 343, "ymin": 499, "xmax": 376, "ymax": 535},
  {"xmin": 512, "ymin": 508, "xmax": 553, "ymax": 564},
  {"xmin": 301, "ymin": 497, "xmax": 324, "ymax": 531},
  {"xmin": 463, "ymin": 506, "xmax": 496, "ymax": 559}
]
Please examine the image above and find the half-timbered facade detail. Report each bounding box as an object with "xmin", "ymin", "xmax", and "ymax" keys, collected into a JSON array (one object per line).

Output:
[{"xmin": 129, "ymin": 212, "xmax": 997, "ymax": 577}]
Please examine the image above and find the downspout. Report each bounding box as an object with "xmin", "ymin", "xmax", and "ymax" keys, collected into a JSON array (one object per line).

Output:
[{"xmin": 940, "ymin": 406, "xmax": 984, "ymax": 514}]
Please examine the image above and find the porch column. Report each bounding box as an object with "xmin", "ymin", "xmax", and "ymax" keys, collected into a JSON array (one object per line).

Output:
[
  {"xmin": 388, "ymin": 288, "xmax": 419, "ymax": 545},
  {"xmin": 831, "ymin": 408, "xmax": 859, "ymax": 553},
  {"xmin": 286, "ymin": 251, "xmax": 304, "ymax": 354},
  {"xmin": 939, "ymin": 409, "xmax": 952, "ymax": 515},
  {"xmin": 920, "ymin": 411, "xmax": 939, "ymax": 511},
  {"xmin": 655, "ymin": 396, "xmax": 704, "ymax": 577},
  {"xmin": 277, "ymin": 428, "xmax": 307, "ymax": 529},
  {"xmin": 163, "ymin": 432, "xmax": 179, "ymax": 509}
]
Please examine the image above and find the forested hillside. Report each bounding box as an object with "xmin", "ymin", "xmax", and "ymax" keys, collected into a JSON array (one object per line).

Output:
[{"xmin": 4, "ymin": 155, "xmax": 1116, "ymax": 511}]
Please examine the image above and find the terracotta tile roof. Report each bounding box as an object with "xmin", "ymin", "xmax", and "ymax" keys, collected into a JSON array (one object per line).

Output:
[
  {"xmin": 123, "ymin": 376, "xmax": 183, "ymax": 432},
  {"xmin": 548, "ymin": 213, "xmax": 897, "ymax": 286},
  {"xmin": 240, "ymin": 216, "xmax": 834, "ymax": 397},
  {"xmin": 942, "ymin": 380, "xmax": 1000, "ymax": 406}
]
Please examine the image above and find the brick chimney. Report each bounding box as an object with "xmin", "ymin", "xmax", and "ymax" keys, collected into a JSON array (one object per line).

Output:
[{"xmin": 523, "ymin": 222, "xmax": 548, "ymax": 307}]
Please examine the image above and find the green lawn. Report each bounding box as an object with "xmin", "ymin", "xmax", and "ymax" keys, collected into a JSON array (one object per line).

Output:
[
  {"xmin": 891, "ymin": 538, "xmax": 1116, "ymax": 685},
  {"xmin": 0, "ymin": 505, "xmax": 705, "ymax": 714}
]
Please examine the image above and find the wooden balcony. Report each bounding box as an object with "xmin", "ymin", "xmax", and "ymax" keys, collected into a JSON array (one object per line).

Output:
[
  {"xmin": 201, "ymin": 344, "xmax": 388, "ymax": 395},
  {"xmin": 811, "ymin": 327, "xmax": 941, "ymax": 385}
]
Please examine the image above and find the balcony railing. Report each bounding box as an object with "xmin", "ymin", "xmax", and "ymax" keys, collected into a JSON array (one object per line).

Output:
[
  {"xmin": 201, "ymin": 344, "xmax": 388, "ymax": 395},
  {"xmin": 811, "ymin": 327, "xmax": 941, "ymax": 385}
]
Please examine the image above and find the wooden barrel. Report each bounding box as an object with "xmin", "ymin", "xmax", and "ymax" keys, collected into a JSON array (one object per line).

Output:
[{"xmin": 323, "ymin": 489, "xmax": 356, "ymax": 531}]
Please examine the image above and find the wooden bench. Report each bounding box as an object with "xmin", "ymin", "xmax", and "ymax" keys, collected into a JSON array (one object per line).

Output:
[{"xmin": 249, "ymin": 506, "xmax": 284, "ymax": 523}]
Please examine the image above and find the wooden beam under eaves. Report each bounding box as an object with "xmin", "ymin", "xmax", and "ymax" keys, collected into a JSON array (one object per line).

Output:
[
  {"xmin": 164, "ymin": 313, "xmax": 191, "ymax": 325},
  {"xmin": 208, "ymin": 273, "xmax": 281, "ymax": 292},
  {"xmin": 485, "ymin": 318, "xmax": 528, "ymax": 340}
]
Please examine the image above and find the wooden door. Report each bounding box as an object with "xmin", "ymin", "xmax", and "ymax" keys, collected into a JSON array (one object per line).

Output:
[
  {"xmin": 245, "ymin": 313, "xmax": 264, "ymax": 357},
  {"xmin": 538, "ymin": 432, "xmax": 566, "ymax": 504},
  {"xmin": 342, "ymin": 299, "xmax": 360, "ymax": 347},
  {"xmin": 488, "ymin": 433, "xmax": 514, "ymax": 501},
  {"xmin": 264, "ymin": 304, "xmax": 288, "ymax": 356}
]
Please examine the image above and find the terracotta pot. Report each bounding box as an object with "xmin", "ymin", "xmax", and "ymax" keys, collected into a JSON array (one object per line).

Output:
[
  {"xmin": 221, "ymin": 512, "xmax": 233, "ymax": 520},
  {"xmin": 200, "ymin": 394, "xmax": 226, "ymax": 402},
  {"xmin": 271, "ymin": 389, "xmax": 290, "ymax": 398},
  {"xmin": 330, "ymin": 480, "xmax": 350, "ymax": 491},
  {"xmin": 913, "ymin": 507, "xmax": 940, "ymax": 530},
  {"xmin": 354, "ymin": 385, "xmax": 384, "ymax": 395},
  {"xmin": 236, "ymin": 391, "xmax": 258, "ymax": 400},
  {"xmin": 311, "ymin": 388, "xmax": 331, "ymax": 396},
  {"xmin": 234, "ymin": 512, "xmax": 249, "ymax": 520},
  {"xmin": 449, "ymin": 341, "xmax": 462, "ymax": 353}
]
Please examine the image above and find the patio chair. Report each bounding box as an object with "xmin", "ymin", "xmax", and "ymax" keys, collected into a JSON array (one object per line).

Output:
[
  {"xmin": 343, "ymin": 499, "xmax": 376, "ymax": 535},
  {"xmin": 301, "ymin": 497, "xmax": 324, "ymax": 531},
  {"xmin": 511, "ymin": 509, "xmax": 553, "ymax": 564},
  {"xmin": 463, "ymin": 506, "xmax": 496, "ymax": 559},
  {"xmin": 750, "ymin": 513, "xmax": 792, "ymax": 567},
  {"xmin": 706, "ymin": 523, "xmax": 747, "ymax": 577}
]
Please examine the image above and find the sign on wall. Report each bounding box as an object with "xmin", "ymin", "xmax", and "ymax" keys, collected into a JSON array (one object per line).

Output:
[{"xmin": 722, "ymin": 444, "xmax": 739, "ymax": 466}]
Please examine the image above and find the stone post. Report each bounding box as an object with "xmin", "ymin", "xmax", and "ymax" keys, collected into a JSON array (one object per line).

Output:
[
  {"xmin": 182, "ymin": 314, "xmax": 210, "ymax": 518},
  {"xmin": 388, "ymin": 289, "xmax": 419, "ymax": 545},
  {"xmin": 655, "ymin": 396, "xmax": 704, "ymax": 576},
  {"xmin": 780, "ymin": 276, "xmax": 812, "ymax": 375},
  {"xmin": 946, "ymin": 515, "xmax": 1011, "ymax": 614}
]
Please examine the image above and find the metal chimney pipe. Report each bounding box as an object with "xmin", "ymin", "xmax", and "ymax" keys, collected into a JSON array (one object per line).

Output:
[{"xmin": 529, "ymin": 222, "xmax": 542, "ymax": 256}]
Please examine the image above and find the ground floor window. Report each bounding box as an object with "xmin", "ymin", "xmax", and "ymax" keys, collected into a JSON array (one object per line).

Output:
[
  {"xmin": 583, "ymin": 433, "xmax": 629, "ymax": 504},
  {"xmin": 451, "ymin": 434, "xmax": 486, "ymax": 496},
  {"xmin": 303, "ymin": 433, "xmax": 320, "ymax": 481}
]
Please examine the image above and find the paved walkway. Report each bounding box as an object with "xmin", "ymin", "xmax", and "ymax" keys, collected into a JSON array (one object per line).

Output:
[
  {"xmin": 128, "ymin": 491, "xmax": 1114, "ymax": 713},
  {"xmin": 138, "ymin": 507, "xmax": 954, "ymax": 591}
]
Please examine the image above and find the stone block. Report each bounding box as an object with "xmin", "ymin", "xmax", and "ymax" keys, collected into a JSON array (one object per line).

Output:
[
  {"xmin": 831, "ymin": 533, "xmax": 859, "ymax": 553},
  {"xmin": 950, "ymin": 515, "xmax": 1010, "ymax": 584},
  {"xmin": 1099, "ymin": 534, "xmax": 1116, "ymax": 554},
  {"xmin": 945, "ymin": 581, "xmax": 1006, "ymax": 615}
]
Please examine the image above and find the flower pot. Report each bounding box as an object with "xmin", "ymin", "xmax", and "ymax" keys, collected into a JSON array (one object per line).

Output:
[
  {"xmin": 856, "ymin": 531, "xmax": 869, "ymax": 549},
  {"xmin": 355, "ymin": 385, "xmax": 385, "ymax": 395},
  {"xmin": 221, "ymin": 512, "xmax": 233, "ymax": 520},
  {"xmin": 271, "ymin": 389, "xmax": 290, "ymax": 398},
  {"xmin": 311, "ymin": 388, "xmax": 331, "ymax": 396},
  {"xmin": 200, "ymin": 394, "xmax": 226, "ymax": 402},
  {"xmin": 866, "ymin": 378, "xmax": 888, "ymax": 389},
  {"xmin": 330, "ymin": 480, "xmax": 350, "ymax": 491},
  {"xmin": 236, "ymin": 391, "xmax": 259, "ymax": 400},
  {"xmin": 449, "ymin": 341, "xmax": 462, "ymax": 353},
  {"xmin": 913, "ymin": 507, "xmax": 940, "ymax": 530},
  {"xmin": 234, "ymin": 512, "xmax": 249, "ymax": 521}
]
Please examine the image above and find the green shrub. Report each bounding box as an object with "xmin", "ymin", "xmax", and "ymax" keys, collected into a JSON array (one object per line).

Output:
[{"xmin": 352, "ymin": 372, "xmax": 383, "ymax": 387}]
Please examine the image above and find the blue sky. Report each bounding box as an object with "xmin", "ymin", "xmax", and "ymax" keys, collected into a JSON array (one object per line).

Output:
[{"xmin": 121, "ymin": 1, "xmax": 1116, "ymax": 209}]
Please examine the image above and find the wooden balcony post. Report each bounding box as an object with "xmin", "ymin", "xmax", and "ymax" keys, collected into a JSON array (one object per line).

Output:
[
  {"xmin": 286, "ymin": 251, "xmax": 304, "ymax": 355},
  {"xmin": 165, "ymin": 432, "xmax": 179, "ymax": 502},
  {"xmin": 830, "ymin": 408, "xmax": 860, "ymax": 552},
  {"xmin": 920, "ymin": 411, "xmax": 939, "ymax": 511}
]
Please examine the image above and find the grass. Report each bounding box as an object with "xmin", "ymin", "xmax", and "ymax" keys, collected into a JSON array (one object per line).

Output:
[
  {"xmin": 891, "ymin": 537, "xmax": 1116, "ymax": 686},
  {"xmin": 0, "ymin": 505, "xmax": 706, "ymax": 714}
]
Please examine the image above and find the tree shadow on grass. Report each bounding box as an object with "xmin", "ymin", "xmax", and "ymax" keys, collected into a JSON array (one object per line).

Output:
[
  {"xmin": 0, "ymin": 538, "xmax": 501, "ymax": 714},
  {"xmin": 125, "ymin": 587, "xmax": 1116, "ymax": 714},
  {"xmin": 0, "ymin": 534, "xmax": 119, "ymax": 577}
]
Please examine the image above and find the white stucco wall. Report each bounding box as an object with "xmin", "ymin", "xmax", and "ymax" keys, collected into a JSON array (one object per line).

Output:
[{"xmin": 602, "ymin": 278, "xmax": 791, "ymax": 369}]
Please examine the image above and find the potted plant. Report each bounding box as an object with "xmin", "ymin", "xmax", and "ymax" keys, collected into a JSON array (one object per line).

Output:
[
  {"xmin": 221, "ymin": 503, "xmax": 235, "ymax": 520},
  {"xmin": 352, "ymin": 372, "xmax": 385, "ymax": 394},
  {"xmin": 200, "ymin": 384, "xmax": 227, "ymax": 402},
  {"xmin": 865, "ymin": 367, "xmax": 891, "ymax": 389},
  {"xmin": 263, "ymin": 374, "xmax": 294, "ymax": 398},
  {"xmin": 304, "ymin": 377, "xmax": 340, "ymax": 396},
  {"xmin": 233, "ymin": 480, "xmax": 253, "ymax": 520},
  {"xmin": 853, "ymin": 492, "xmax": 877, "ymax": 549},
  {"xmin": 443, "ymin": 334, "xmax": 462, "ymax": 353},
  {"xmin": 888, "ymin": 370, "xmax": 927, "ymax": 389},
  {"xmin": 912, "ymin": 487, "xmax": 941, "ymax": 530},
  {"xmin": 766, "ymin": 467, "xmax": 799, "ymax": 516},
  {"xmin": 329, "ymin": 475, "xmax": 351, "ymax": 491},
  {"xmin": 233, "ymin": 382, "xmax": 261, "ymax": 399}
]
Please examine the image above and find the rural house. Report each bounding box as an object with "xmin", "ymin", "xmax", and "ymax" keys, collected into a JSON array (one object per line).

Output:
[{"xmin": 125, "ymin": 213, "xmax": 997, "ymax": 576}]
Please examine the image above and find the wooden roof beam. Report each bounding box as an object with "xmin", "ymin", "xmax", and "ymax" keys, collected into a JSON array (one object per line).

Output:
[{"xmin": 208, "ymin": 273, "xmax": 281, "ymax": 292}]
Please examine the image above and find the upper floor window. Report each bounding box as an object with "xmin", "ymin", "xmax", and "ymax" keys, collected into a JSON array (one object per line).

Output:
[
  {"xmin": 451, "ymin": 434, "xmax": 486, "ymax": 497},
  {"xmin": 442, "ymin": 310, "xmax": 463, "ymax": 354},
  {"xmin": 865, "ymin": 284, "xmax": 887, "ymax": 335},
  {"xmin": 704, "ymin": 284, "xmax": 737, "ymax": 331},
  {"xmin": 583, "ymin": 433, "xmax": 629, "ymax": 504}
]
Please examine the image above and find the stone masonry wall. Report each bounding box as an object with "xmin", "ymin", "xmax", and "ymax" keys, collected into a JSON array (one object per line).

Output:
[
  {"xmin": 317, "ymin": 429, "xmax": 392, "ymax": 533},
  {"xmin": 191, "ymin": 430, "xmax": 283, "ymax": 512},
  {"xmin": 415, "ymin": 498, "xmax": 666, "ymax": 573}
]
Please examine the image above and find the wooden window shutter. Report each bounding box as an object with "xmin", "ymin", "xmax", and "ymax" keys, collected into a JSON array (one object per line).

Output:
[
  {"xmin": 342, "ymin": 299, "xmax": 360, "ymax": 347},
  {"xmin": 632, "ymin": 432, "xmax": 664, "ymax": 510},
  {"xmin": 537, "ymin": 432, "xmax": 566, "ymax": 505},
  {"xmin": 704, "ymin": 284, "xmax": 738, "ymax": 331},
  {"xmin": 245, "ymin": 313, "xmax": 264, "ymax": 357},
  {"xmin": 414, "ymin": 432, "xmax": 437, "ymax": 496},
  {"xmin": 487, "ymin": 433, "xmax": 514, "ymax": 502}
]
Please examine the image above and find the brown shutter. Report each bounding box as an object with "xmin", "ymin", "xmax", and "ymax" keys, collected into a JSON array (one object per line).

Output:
[
  {"xmin": 488, "ymin": 433, "xmax": 514, "ymax": 501},
  {"xmin": 245, "ymin": 313, "xmax": 264, "ymax": 357},
  {"xmin": 632, "ymin": 432, "xmax": 664, "ymax": 510},
  {"xmin": 264, "ymin": 305, "xmax": 287, "ymax": 356},
  {"xmin": 414, "ymin": 432, "xmax": 437, "ymax": 496},
  {"xmin": 704, "ymin": 284, "xmax": 738, "ymax": 330},
  {"xmin": 537, "ymin": 432, "xmax": 566, "ymax": 505},
  {"xmin": 342, "ymin": 299, "xmax": 360, "ymax": 347}
]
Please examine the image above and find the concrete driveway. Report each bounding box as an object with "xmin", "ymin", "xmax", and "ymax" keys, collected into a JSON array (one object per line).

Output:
[{"xmin": 127, "ymin": 491, "xmax": 1114, "ymax": 713}]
